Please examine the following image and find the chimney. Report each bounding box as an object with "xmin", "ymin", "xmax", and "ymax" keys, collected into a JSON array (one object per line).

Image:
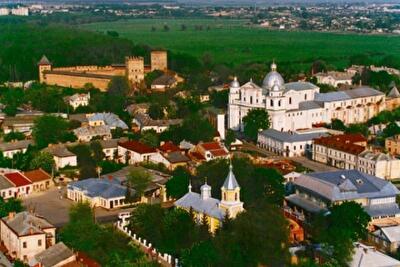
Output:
[{"xmin": 8, "ymin": 212, "xmax": 15, "ymax": 219}]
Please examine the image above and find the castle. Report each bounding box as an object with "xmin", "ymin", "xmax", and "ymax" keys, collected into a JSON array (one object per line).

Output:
[
  {"xmin": 38, "ymin": 50, "xmax": 168, "ymax": 91},
  {"xmin": 174, "ymin": 164, "xmax": 244, "ymax": 233},
  {"xmin": 228, "ymin": 62, "xmax": 400, "ymax": 132}
]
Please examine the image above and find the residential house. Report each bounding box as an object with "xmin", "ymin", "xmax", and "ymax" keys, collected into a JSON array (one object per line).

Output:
[
  {"xmin": 370, "ymin": 225, "xmax": 400, "ymax": 254},
  {"xmin": 132, "ymin": 112, "xmax": 182, "ymax": 133},
  {"xmin": 314, "ymin": 71, "xmax": 353, "ymax": 87},
  {"xmin": 0, "ymin": 211, "xmax": 56, "ymax": 262},
  {"xmin": 350, "ymin": 242, "xmax": 400, "ymax": 267},
  {"xmin": 73, "ymin": 125, "xmax": 112, "ymax": 142},
  {"xmin": 30, "ymin": 242, "xmax": 76, "ymax": 267},
  {"xmin": 313, "ymin": 134, "xmax": 367, "ymax": 169},
  {"xmin": 151, "ymin": 74, "xmax": 178, "ymax": 91},
  {"xmin": 0, "ymin": 175, "xmax": 16, "ymax": 199},
  {"xmin": 358, "ymin": 151, "xmax": 400, "ymax": 180},
  {"xmin": 175, "ymin": 164, "xmax": 244, "ymax": 233},
  {"xmin": 117, "ymin": 140, "xmax": 157, "ymax": 164},
  {"xmin": 149, "ymin": 141, "xmax": 190, "ymax": 170},
  {"xmin": 2, "ymin": 116, "xmax": 37, "ymax": 135},
  {"xmin": 63, "ymin": 93, "xmax": 90, "ymax": 110},
  {"xmin": 23, "ymin": 169, "xmax": 53, "ymax": 193},
  {"xmin": 3, "ymin": 172, "xmax": 32, "ymax": 197},
  {"xmin": 87, "ymin": 112, "xmax": 128, "ymax": 130},
  {"xmin": 98, "ymin": 138, "xmax": 123, "ymax": 160},
  {"xmin": 258, "ymin": 128, "xmax": 328, "ymax": 157},
  {"xmin": 386, "ymin": 135, "xmax": 400, "ymax": 156},
  {"xmin": 67, "ymin": 178, "xmax": 129, "ymax": 209},
  {"xmin": 43, "ymin": 145, "xmax": 77, "ymax": 170},
  {"xmin": 189, "ymin": 141, "xmax": 229, "ymax": 162},
  {"xmin": 285, "ymin": 170, "xmax": 400, "ymax": 224},
  {"xmin": 126, "ymin": 103, "xmax": 150, "ymax": 116},
  {"xmin": 0, "ymin": 140, "xmax": 33, "ymax": 158}
]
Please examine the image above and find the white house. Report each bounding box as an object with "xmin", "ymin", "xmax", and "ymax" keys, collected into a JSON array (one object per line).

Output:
[
  {"xmin": 64, "ymin": 93, "xmax": 90, "ymax": 110},
  {"xmin": 257, "ymin": 128, "xmax": 328, "ymax": 157},
  {"xmin": 0, "ymin": 140, "xmax": 33, "ymax": 158},
  {"xmin": 67, "ymin": 178, "xmax": 130, "ymax": 209},
  {"xmin": 0, "ymin": 211, "xmax": 56, "ymax": 262},
  {"xmin": 357, "ymin": 151, "xmax": 400, "ymax": 180},
  {"xmin": 117, "ymin": 140, "xmax": 157, "ymax": 164},
  {"xmin": 132, "ymin": 112, "xmax": 182, "ymax": 133},
  {"xmin": 43, "ymin": 145, "xmax": 77, "ymax": 170},
  {"xmin": 228, "ymin": 62, "xmax": 386, "ymax": 132}
]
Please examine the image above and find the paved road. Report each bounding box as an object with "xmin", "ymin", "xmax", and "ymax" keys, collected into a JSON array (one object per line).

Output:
[
  {"xmin": 240, "ymin": 141, "xmax": 337, "ymax": 172},
  {"xmin": 23, "ymin": 187, "xmax": 133, "ymax": 228}
]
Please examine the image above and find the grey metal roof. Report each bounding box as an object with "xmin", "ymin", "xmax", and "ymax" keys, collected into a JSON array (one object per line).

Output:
[
  {"xmin": 222, "ymin": 165, "xmax": 240, "ymax": 190},
  {"xmin": 37, "ymin": 55, "xmax": 51, "ymax": 66},
  {"xmin": 0, "ymin": 140, "xmax": 33, "ymax": 152},
  {"xmin": 374, "ymin": 225, "xmax": 400, "ymax": 243},
  {"xmin": 296, "ymin": 101, "xmax": 323, "ymax": 111},
  {"xmin": 133, "ymin": 112, "xmax": 182, "ymax": 127},
  {"xmin": 295, "ymin": 170, "xmax": 400, "ymax": 201},
  {"xmin": 88, "ymin": 113, "xmax": 128, "ymax": 129},
  {"xmin": 73, "ymin": 125, "xmax": 111, "ymax": 137},
  {"xmin": 388, "ymin": 86, "xmax": 400, "ymax": 98},
  {"xmin": 315, "ymin": 87, "xmax": 384, "ymax": 102},
  {"xmin": 258, "ymin": 128, "xmax": 327, "ymax": 143},
  {"xmin": 285, "ymin": 194, "xmax": 325, "ymax": 213},
  {"xmin": 1, "ymin": 211, "xmax": 55, "ymax": 236},
  {"xmin": 164, "ymin": 151, "xmax": 190, "ymax": 163},
  {"xmin": 364, "ymin": 203, "xmax": 400, "ymax": 217},
  {"xmin": 44, "ymin": 145, "xmax": 75, "ymax": 158},
  {"xmin": 284, "ymin": 81, "xmax": 318, "ymax": 92},
  {"xmin": 33, "ymin": 242, "xmax": 74, "ymax": 267},
  {"xmin": 0, "ymin": 175, "xmax": 14, "ymax": 190},
  {"xmin": 174, "ymin": 192, "xmax": 225, "ymax": 220},
  {"xmin": 350, "ymin": 242, "xmax": 400, "ymax": 267},
  {"xmin": 68, "ymin": 178, "xmax": 128, "ymax": 199}
]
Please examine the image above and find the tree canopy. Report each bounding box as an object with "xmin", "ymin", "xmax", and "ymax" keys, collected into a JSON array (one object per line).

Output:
[{"xmin": 242, "ymin": 109, "xmax": 270, "ymax": 141}]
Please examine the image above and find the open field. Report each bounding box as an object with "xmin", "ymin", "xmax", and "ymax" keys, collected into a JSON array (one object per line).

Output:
[{"xmin": 82, "ymin": 18, "xmax": 400, "ymax": 68}]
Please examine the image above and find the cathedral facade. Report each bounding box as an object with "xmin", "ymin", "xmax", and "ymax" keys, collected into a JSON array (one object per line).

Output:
[{"xmin": 228, "ymin": 63, "xmax": 388, "ymax": 132}]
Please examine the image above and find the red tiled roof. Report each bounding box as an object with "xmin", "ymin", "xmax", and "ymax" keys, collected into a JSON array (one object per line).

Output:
[
  {"xmin": 23, "ymin": 169, "xmax": 51, "ymax": 183},
  {"xmin": 210, "ymin": 148, "xmax": 229, "ymax": 157},
  {"xmin": 200, "ymin": 142, "xmax": 223, "ymax": 150},
  {"xmin": 314, "ymin": 134, "xmax": 367, "ymax": 155},
  {"xmin": 159, "ymin": 141, "xmax": 180, "ymax": 153},
  {"xmin": 4, "ymin": 172, "xmax": 31, "ymax": 187},
  {"xmin": 118, "ymin": 141, "xmax": 156, "ymax": 154},
  {"xmin": 76, "ymin": 252, "xmax": 101, "ymax": 267}
]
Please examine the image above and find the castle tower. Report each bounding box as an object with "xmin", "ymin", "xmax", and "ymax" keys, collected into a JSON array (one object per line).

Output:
[
  {"xmin": 151, "ymin": 50, "xmax": 168, "ymax": 72},
  {"xmin": 219, "ymin": 164, "xmax": 244, "ymax": 218},
  {"xmin": 37, "ymin": 55, "xmax": 52, "ymax": 83},
  {"xmin": 125, "ymin": 56, "xmax": 144, "ymax": 85},
  {"xmin": 228, "ymin": 76, "xmax": 241, "ymax": 131}
]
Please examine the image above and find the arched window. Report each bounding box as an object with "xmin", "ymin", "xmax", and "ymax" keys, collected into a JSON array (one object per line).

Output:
[
  {"xmin": 235, "ymin": 193, "xmax": 238, "ymax": 201},
  {"xmin": 239, "ymin": 91, "xmax": 242, "ymax": 100},
  {"xmin": 278, "ymin": 100, "xmax": 281, "ymax": 107},
  {"xmin": 224, "ymin": 192, "xmax": 226, "ymax": 200},
  {"xmin": 304, "ymin": 94, "xmax": 307, "ymax": 100},
  {"xmin": 270, "ymin": 99, "xmax": 274, "ymax": 107},
  {"xmin": 289, "ymin": 97, "xmax": 292, "ymax": 104},
  {"xmin": 250, "ymin": 96, "xmax": 253, "ymax": 104}
]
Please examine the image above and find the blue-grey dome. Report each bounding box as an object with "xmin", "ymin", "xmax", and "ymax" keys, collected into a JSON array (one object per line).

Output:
[
  {"xmin": 230, "ymin": 76, "xmax": 240, "ymax": 88},
  {"xmin": 262, "ymin": 63, "xmax": 284, "ymax": 89}
]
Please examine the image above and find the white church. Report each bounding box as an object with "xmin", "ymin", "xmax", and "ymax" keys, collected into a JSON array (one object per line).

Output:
[{"xmin": 228, "ymin": 62, "xmax": 388, "ymax": 132}]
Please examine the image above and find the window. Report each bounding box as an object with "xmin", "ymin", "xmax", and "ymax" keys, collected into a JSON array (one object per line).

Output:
[
  {"xmin": 270, "ymin": 99, "xmax": 274, "ymax": 107},
  {"xmin": 38, "ymin": 239, "xmax": 42, "ymax": 246},
  {"xmin": 250, "ymin": 96, "xmax": 253, "ymax": 104},
  {"xmin": 304, "ymin": 94, "xmax": 307, "ymax": 100},
  {"xmin": 289, "ymin": 97, "xmax": 292, "ymax": 104},
  {"xmin": 235, "ymin": 193, "xmax": 238, "ymax": 201},
  {"xmin": 278, "ymin": 100, "xmax": 281, "ymax": 107},
  {"xmin": 23, "ymin": 242, "xmax": 27, "ymax": 248}
]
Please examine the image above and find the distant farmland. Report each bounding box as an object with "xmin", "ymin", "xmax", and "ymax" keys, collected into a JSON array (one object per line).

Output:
[{"xmin": 82, "ymin": 18, "xmax": 400, "ymax": 69}]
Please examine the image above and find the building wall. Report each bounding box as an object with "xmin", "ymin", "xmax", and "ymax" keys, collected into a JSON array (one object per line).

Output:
[
  {"xmin": 43, "ymin": 73, "xmax": 111, "ymax": 91},
  {"xmin": 151, "ymin": 51, "xmax": 168, "ymax": 71},
  {"xmin": 54, "ymin": 156, "xmax": 77, "ymax": 170},
  {"xmin": 2, "ymin": 148, "xmax": 28, "ymax": 159},
  {"xmin": 386, "ymin": 137, "xmax": 400, "ymax": 155},
  {"xmin": 117, "ymin": 146, "xmax": 155, "ymax": 164}
]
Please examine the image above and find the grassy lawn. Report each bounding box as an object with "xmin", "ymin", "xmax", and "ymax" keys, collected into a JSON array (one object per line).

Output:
[{"xmin": 81, "ymin": 18, "xmax": 400, "ymax": 68}]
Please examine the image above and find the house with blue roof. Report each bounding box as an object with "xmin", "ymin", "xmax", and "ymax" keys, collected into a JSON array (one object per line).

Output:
[
  {"xmin": 285, "ymin": 169, "xmax": 400, "ymax": 224},
  {"xmin": 67, "ymin": 178, "xmax": 131, "ymax": 209}
]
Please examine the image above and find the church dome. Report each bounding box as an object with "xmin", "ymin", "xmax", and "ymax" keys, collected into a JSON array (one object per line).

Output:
[
  {"xmin": 262, "ymin": 62, "xmax": 284, "ymax": 89},
  {"xmin": 230, "ymin": 76, "xmax": 240, "ymax": 88}
]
